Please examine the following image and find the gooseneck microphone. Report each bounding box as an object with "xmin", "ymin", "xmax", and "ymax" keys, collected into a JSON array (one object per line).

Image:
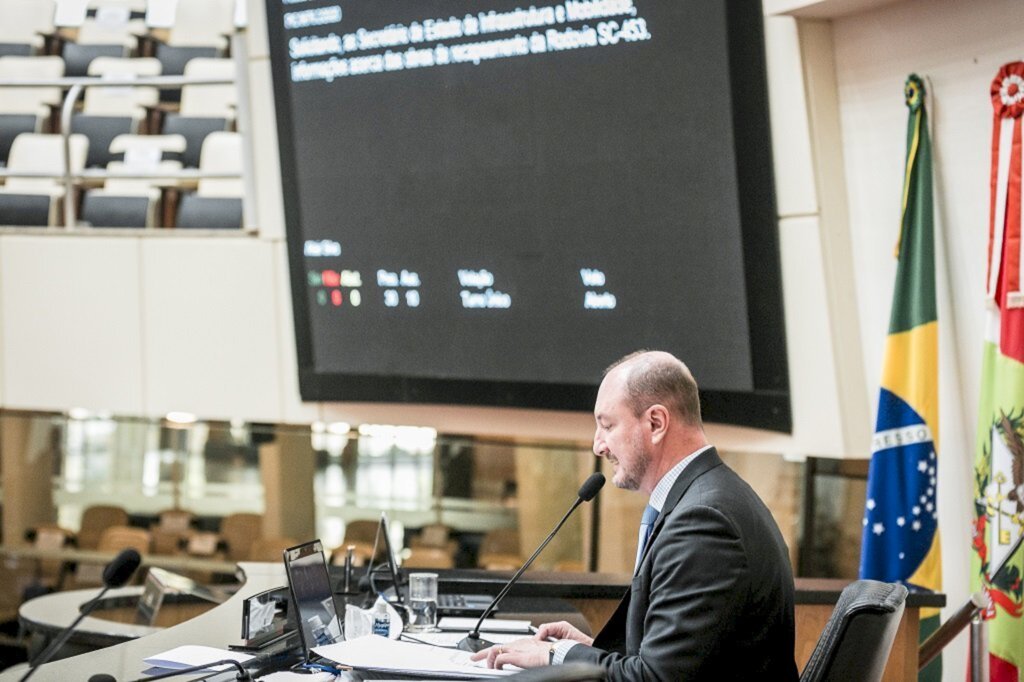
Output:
[
  {"xmin": 21, "ymin": 548, "xmax": 142, "ymax": 681},
  {"xmin": 127, "ymin": 659, "xmax": 252, "ymax": 681},
  {"xmin": 457, "ymin": 472, "xmax": 606, "ymax": 653}
]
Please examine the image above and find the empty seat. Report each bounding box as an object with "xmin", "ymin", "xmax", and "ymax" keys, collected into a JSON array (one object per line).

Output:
[
  {"xmin": 161, "ymin": 114, "xmax": 227, "ymax": 168},
  {"xmin": 247, "ymin": 536, "xmax": 298, "ymax": 562},
  {"xmin": 179, "ymin": 57, "xmax": 235, "ymax": 119},
  {"xmin": 62, "ymin": 42, "xmax": 125, "ymax": 78},
  {"xmin": 219, "ymin": 512, "xmax": 262, "ymax": 562},
  {"xmin": 79, "ymin": 132, "xmax": 184, "ymax": 227},
  {"xmin": 0, "ymin": 56, "xmax": 65, "ymax": 165},
  {"xmin": 76, "ymin": 504, "xmax": 129, "ymax": 550},
  {"xmin": 478, "ymin": 528, "xmax": 521, "ymax": 569},
  {"xmin": 0, "ymin": 132, "xmax": 88, "ymax": 225},
  {"xmin": 150, "ymin": 508, "xmax": 194, "ymax": 555},
  {"xmin": 174, "ymin": 131, "xmax": 242, "ymax": 228},
  {"xmin": 71, "ymin": 56, "xmax": 160, "ymax": 168},
  {"xmin": 162, "ymin": 0, "xmax": 235, "ymax": 51},
  {"xmin": 404, "ymin": 547, "xmax": 455, "ymax": 569},
  {"xmin": 0, "ymin": 1, "xmax": 56, "ymax": 56}
]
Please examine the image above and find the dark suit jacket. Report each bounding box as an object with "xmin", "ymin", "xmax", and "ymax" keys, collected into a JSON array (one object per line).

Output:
[{"xmin": 565, "ymin": 448, "xmax": 798, "ymax": 681}]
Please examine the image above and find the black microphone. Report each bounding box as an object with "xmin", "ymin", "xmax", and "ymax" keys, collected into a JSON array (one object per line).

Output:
[
  {"xmin": 88, "ymin": 675, "xmax": 117, "ymax": 682},
  {"xmin": 20, "ymin": 549, "xmax": 142, "ymax": 682},
  {"xmin": 457, "ymin": 472, "xmax": 605, "ymax": 653},
  {"xmin": 127, "ymin": 659, "xmax": 252, "ymax": 681}
]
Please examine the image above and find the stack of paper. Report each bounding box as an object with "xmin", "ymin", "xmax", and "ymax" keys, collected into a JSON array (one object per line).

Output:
[{"xmin": 313, "ymin": 636, "xmax": 516, "ymax": 678}]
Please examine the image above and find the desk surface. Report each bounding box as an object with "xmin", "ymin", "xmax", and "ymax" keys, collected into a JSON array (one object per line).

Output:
[
  {"xmin": 2, "ymin": 566, "xmax": 945, "ymax": 681},
  {"xmin": 0, "ymin": 546, "xmax": 238, "ymax": 577}
]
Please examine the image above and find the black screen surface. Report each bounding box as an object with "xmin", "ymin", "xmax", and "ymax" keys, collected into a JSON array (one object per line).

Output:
[{"xmin": 266, "ymin": 0, "xmax": 791, "ymax": 430}]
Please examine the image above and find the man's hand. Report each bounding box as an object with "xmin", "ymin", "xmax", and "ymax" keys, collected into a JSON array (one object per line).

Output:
[
  {"xmin": 534, "ymin": 621, "xmax": 593, "ymax": 646},
  {"xmin": 469, "ymin": 638, "xmax": 551, "ymax": 670}
]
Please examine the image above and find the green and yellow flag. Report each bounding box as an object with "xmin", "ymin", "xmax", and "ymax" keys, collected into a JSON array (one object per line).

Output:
[{"xmin": 859, "ymin": 74, "xmax": 941, "ymax": 682}]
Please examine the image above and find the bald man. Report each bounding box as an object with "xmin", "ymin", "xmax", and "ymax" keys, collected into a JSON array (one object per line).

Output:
[{"xmin": 473, "ymin": 350, "xmax": 798, "ymax": 680}]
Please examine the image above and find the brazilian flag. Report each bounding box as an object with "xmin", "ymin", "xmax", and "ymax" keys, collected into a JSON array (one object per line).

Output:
[{"xmin": 859, "ymin": 74, "xmax": 942, "ymax": 682}]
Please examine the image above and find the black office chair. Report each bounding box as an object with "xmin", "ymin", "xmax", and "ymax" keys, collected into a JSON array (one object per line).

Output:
[
  {"xmin": 800, "ymin": 579, "xmax": 909, "ymax": 682},
  {"xmin": 505, "ymin": 663, "xmax": 605, "ymax": 681}
]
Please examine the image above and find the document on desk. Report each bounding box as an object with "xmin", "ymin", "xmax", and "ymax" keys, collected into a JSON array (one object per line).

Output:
[
  {"xmin": 143, "ymin": 644, "xmax": 254, "ymax": 670},
  {"xmin": 313, "ymin": 636, "xmax": 515, "ymax": 678}
]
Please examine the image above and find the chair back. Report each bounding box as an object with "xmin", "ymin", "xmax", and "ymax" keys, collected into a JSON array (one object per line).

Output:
[
  {"xmin": 97, "ymin": 525, "xmax": 151, "ymax": 554},
  {"xmin": 219, "ymin": 512, "xmax": 262, "ymax": 561},
  {"xmin": 180, "ymin": 58, "xmax": 235, "ymax": 119},
  {"xmin": 77, "ymin": 504, "xmax": 129, "ymax": 550},
  {"xmin": 799, "ymin": 580, "xmax": 909, "ymax": 682},
  {"xmin": 0, "ymin": 56, "xmax": 64, "ymax": 116},
  {"xmin": 404, "ymin": 547, "xmax": 455, "ymax": 569},
  {"xmin": 247, "ymin": 536, "xmax": 298, "ymax": 562}
]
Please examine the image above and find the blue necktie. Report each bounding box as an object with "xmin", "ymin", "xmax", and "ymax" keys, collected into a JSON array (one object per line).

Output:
[{"xmin": 634, "ymin": 504, "xmax": 659, "ymax": 571}]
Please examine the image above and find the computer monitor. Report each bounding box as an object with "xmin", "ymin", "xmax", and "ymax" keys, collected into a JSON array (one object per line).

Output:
[{"xmin": 283, "ymin": 540, "xmax": 343, "ymax": 659}]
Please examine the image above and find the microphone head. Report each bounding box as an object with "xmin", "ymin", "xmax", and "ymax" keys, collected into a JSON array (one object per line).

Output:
[
  {"xmin": 88, "ymin": 675, "xmax": 117, "ymax": 682},
  {"xmin": 577, "ymin": 472, "xmax": 606, "ymax": 502},
  {"xmin": 102, "ymin": 548, "xmax": 141, "ymax": 588}
]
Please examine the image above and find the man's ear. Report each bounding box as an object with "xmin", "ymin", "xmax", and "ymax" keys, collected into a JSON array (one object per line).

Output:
[{"xmin": 647, "ymin": 404, "xmax": 669, "ymax": 444}]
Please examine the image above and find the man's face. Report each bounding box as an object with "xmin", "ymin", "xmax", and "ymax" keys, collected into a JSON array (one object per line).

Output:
[{"xmin": 593, "ymin": 371, "xmax": 650, "ymax": 491}]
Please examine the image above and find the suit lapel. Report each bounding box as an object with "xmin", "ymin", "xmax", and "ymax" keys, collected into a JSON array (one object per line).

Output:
[{"xmin": 634, "ymin": 447, "xmax": 722, "ymax": 571}]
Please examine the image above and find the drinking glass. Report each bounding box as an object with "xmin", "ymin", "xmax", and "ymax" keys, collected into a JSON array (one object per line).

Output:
[{"xmin": 405, "ymin": 572, "xmax": 440, "ymax": 633}]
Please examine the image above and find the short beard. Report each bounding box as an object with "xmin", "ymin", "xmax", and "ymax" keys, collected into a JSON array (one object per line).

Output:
[{"xmin": 614, "ymin": 431, "xmax": 649, "ymax": 491}]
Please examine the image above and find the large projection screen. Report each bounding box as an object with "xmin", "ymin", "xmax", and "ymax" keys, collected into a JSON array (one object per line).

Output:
[{"xmin": 265, "ymin": 0, "xmax": 791, "ymax": 431}]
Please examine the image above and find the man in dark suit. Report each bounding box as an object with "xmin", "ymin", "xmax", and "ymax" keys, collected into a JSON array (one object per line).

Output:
[{"xmin": 473, "ymin": 350, "xmax": 798, "ymax": 680}]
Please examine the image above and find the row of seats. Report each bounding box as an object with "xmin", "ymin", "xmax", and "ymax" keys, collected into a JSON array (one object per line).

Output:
[
  {"xmin": 338, "ymin": 521, "xmax": 585, "ymax": 572},
  {"xmin": 0, "ymin": 0, "xmax": 237, "ymax": 58},
  {"xmin": 0, "ymin": 131, "xmax": 243, "ymax": 228},
  {"xmin": 0, "ymin": 54, "xmax": 237, "ymax": 169}
]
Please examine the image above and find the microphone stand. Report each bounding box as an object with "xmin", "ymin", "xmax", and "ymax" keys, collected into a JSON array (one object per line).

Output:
[
  {"xmin": 20, "ymin": 584, "xmax": 116, "ymax": 682},
  {"xmin": 458, "ymin": 496, "xmax": 586, "ymax": 653}
]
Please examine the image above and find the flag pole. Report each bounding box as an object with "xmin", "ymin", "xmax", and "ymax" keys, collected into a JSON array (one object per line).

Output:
[{"xmin": 919, "ymin": 532, "xmax": 1024, "ymax": 673}]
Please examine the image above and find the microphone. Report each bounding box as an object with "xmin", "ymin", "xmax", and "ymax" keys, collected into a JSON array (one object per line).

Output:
[
  {"xmin": 457, "ymin": 472, "xmax": 605, "ymax": 653},
  {"xmin": 127, "ymin": 659, "xmax": 252, "ymax": 681},
  {"xmin": 21, "ymin": 548, "xmax": 142, "ymax": 681},
  {"xmin": 88, "ymin": 676, "xmax": 117, "ymax": 682}
]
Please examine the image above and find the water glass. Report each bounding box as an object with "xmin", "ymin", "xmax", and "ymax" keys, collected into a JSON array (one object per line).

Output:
[{"xmin": 405, "ymin": 572, "xmax": 440, "ymax": 632}]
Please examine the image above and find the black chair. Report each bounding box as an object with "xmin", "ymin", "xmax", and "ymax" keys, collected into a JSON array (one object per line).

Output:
[
  {"xmin": 0, "ymin": 193, "xmax": 53, "ymax": 226},
  {"xmin": 80, "ymin": 194, "xmax": 150, "ymax": 227},
  {"xmin": 153, "ymin": 44, "xmax": 219, "ymax": 103},
  {"xmin": 800, "ymin": 580, "xmax": 909, "ymax": 682},
  {"xmin": 70, "ymin": 114, "xmax": 135, "ymax": 168},
  {"xmin": 61, "ymin": 42, "xmax": 125, "ymax": 77},
  {"xmin": 161, "ymin": 114, "xmax": 228, "ymax": 168},
  {"xmin": 0, "ymin": 113, "xmax": 37, "ymax": 166},
  {"xmin": 175, "ymin": 194, "xmax": 242, "ymax": 229}
]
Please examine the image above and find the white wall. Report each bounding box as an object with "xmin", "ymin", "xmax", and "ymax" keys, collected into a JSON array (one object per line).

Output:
[{"xmin": 816, "ymin": 0, "xmax": 1020, "ymax": 676}]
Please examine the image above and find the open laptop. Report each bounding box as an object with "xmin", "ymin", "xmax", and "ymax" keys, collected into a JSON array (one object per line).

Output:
[
  {"xmin": 283, "ymin": 539, "xmax": 344, "ymax": 670},
  {"xmin": 365, "ymin": 512, "xmax": 495, "ymax": 617}
]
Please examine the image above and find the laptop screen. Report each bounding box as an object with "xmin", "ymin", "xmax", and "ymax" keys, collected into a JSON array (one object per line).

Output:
[
  {"xmin": 365, "ymin": 511, "xmax": 405, "ymax": 605},
  {"xmin": 283, "ymin": 540, "xmax": 342, "ymax": 658}
]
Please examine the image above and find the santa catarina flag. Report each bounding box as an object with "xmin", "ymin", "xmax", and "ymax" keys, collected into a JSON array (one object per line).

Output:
[
  {"xmin": 859, "ymin": 74, "xmax": 942, "ymax": 682},
  {"xmin": 971, "ymin": 60, "xmax": 1024, "ymax": 682}
]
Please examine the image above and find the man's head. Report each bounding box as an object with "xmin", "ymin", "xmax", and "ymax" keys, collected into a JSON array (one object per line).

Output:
[{"xmin": 592, "ymin": 350, "xmax": 706, "ymax": 493}]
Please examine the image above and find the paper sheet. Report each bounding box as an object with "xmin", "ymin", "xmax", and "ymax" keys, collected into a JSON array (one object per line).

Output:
[
  {"xmin": 437, "ymin": 618, "xmax": 532, "ymax": 633},
  {"xmin": 313, "ymin": 636, "xmax": 515, "ymax": 677},
  {"xmin": 401, "ymin": 631, "xmax": 527, "ymax": 648},
  {"xmin": 143, "ymin": 644, "xmax": 253, "ymax": 671}
]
